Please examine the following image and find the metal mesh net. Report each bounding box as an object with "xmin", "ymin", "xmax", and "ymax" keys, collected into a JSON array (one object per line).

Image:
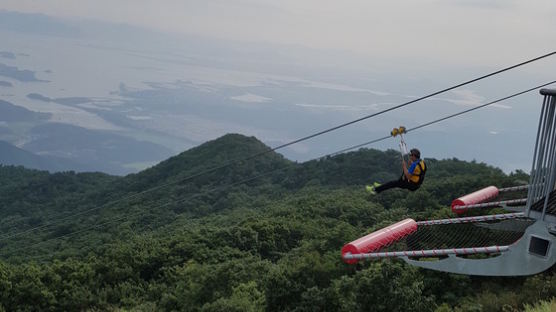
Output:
[{"xmin": 374, "ymin": 216, "xmax": 535, "ymax": 256}]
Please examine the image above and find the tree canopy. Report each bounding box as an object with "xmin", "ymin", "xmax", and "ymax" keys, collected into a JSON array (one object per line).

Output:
[{"xmin": 0, "ymin": 133, "xmax": 553, "ymax": 311}]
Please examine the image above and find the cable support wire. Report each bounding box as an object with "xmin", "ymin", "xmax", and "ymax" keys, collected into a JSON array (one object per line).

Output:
[
  {"xmin": 332, "ymin": 80, "xmax": 556, "ymax": 156},
  {"xmin": 270, "ymin": 51, "xmax": 556, "ymax": 152},
  {"xmin": 345, "ymin": 245, "xmax": 511, "ymax": 260},
  {"xmin": 0, "ymin": 185, "xmax": 164, "ymax": 241},
  {"xmin": 1, "ymin": 164, "xmax": 291, "ymax": 257},
  {"xmin": 498, "ymin": 185, "xmax": 529, "ymax": 193},
  {"xmin": 0, "ymin": 166, "xmax": 237, "ymax": 241},
  {"xmin": 416, "ymin": 212, "xmax": 525, "ymax": 226},
  {"xmin": 452, "ymin": 198, "xmax": 528, "ymax": 211},
  {"xmin": 3, "ymin": 82, "xmax": 556, "ymax": 256}
]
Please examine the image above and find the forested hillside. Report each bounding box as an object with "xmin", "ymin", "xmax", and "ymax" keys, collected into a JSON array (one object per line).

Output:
[{"xmin": 0, "ymin": 133, "xmax": 553, "ymax": 311}]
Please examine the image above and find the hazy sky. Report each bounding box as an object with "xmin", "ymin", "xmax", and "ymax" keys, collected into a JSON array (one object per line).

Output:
[
  {"xmin": 3, "ymin": 0, "xmax": 556, "ymax": 67},
  {"xmin": 2, "ymin": 1, "xmax": 556, "ymax": 173}
]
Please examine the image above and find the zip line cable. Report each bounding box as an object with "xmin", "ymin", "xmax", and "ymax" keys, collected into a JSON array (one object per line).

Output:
[
  {"xmin": 4, "ymin": 165, "xmax": 291, "ymax": 257},
  {"xmin": 331, "ymin": 80, "xmax": 556, "ymax": 156},
  {"xmin": 406, "ymin": 80, "xmax": 556, "ymax": 134},
  {"xmin": 269, "ymin": 51, "xmax": 556, "ymax": 151},
  {"xmin": 0, "ymin": 175, "xmax": 206, "ymax": 241},
  {"xmin": 1, "ymin": 52, "xmax": 554, "ymax": 243},
  {"xmin": 3, "ymin": 80, "xmax": 554, "ymax": 258}
]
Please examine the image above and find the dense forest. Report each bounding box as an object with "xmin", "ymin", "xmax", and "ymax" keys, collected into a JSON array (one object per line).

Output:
[{"xmin": 0, "ymin": 133, "xmax": 554, "ymax": 311}]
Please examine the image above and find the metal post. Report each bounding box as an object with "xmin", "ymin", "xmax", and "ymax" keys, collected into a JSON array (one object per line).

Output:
[
  {"xmin": 526, "ymin": 96, "xmax": 549, "ymax": 217},
  {"xmin": 541, "ymin": 95, "xmax": 555, "ymax": 220},
  {"xmin": 527, "ymin": 89, "xmax": 556, "ymax": 219},
  {"xmin": 542, "ymin": 95, "xmax": 556, "ymax": 219}
]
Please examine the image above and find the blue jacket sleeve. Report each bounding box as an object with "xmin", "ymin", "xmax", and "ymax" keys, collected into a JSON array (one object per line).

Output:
[{"xmin": 408, "ymin": 161, "xmax": 418, "ymax": 174}]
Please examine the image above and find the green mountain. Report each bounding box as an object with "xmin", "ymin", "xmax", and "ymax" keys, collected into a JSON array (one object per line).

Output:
[
  {"xmin": 0, "ymin": 133, "xmax": 552, "ymax": 311},
  {"xmin": 125, "ymin": 133, "xmax": 291, "ymax": 191}
]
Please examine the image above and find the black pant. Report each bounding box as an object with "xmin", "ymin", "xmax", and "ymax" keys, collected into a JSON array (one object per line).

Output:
[{"xmin": 375, "ymin": 176, "xmax": 419, "ymax": 193}]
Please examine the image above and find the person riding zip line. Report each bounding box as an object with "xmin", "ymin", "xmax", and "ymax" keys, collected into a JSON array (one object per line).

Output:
[{"xmin": 366, "ymin": 148, "xmax": 426, "ymax": 195}]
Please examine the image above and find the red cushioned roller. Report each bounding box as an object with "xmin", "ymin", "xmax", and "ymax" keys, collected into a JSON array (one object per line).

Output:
[
  {"xmin": 341, "ymin": 218, "xmax": 418, "ymax": 264},
  {"xmin": 451, "ymin": 186, "xmax": 499, "ymax": 214}
]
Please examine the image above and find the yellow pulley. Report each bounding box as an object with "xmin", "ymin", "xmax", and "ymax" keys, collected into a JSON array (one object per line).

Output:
[{"xmin": 390, "ymin": 126, "xmax": 406, "ymax": 137}]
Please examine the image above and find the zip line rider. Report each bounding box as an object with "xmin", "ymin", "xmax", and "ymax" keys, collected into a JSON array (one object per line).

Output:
[{"xmin": 366, "ymin": 148, "xmax": 426, "ymax": 195}]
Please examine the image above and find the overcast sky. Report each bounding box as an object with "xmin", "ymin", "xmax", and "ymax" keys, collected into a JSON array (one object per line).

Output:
[
  {"xmin": 3, "ymin": 0, "xmax": 556, "ymax": 67},
  {"xmin": 2, "ymin": 1, "xmax": 556, "ymax": 173}
]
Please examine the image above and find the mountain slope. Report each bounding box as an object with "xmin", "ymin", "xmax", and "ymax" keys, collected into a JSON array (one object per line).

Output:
[
  {"xmin": 122, "ymin": 133, "xmax": 292, "ymax": 192},
  {"xmin": 0, "ymin": 133, "xmax": 547, "ymax": 312},
  {"xmin": 23, "ymin": 123, "xmax": 176, "ymax": 175},
  {"xmin": 0, "ymin": 140, "xmax": 88, "ymax": 172},
  {"xmin": 0, "ymin": 99, "xmax": 50, "ymax": 121}
]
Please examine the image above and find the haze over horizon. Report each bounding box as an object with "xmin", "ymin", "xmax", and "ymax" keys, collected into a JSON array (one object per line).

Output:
[{"xmin": 1, "ymin": 2, "xmax": 556, "ymax": 174}]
